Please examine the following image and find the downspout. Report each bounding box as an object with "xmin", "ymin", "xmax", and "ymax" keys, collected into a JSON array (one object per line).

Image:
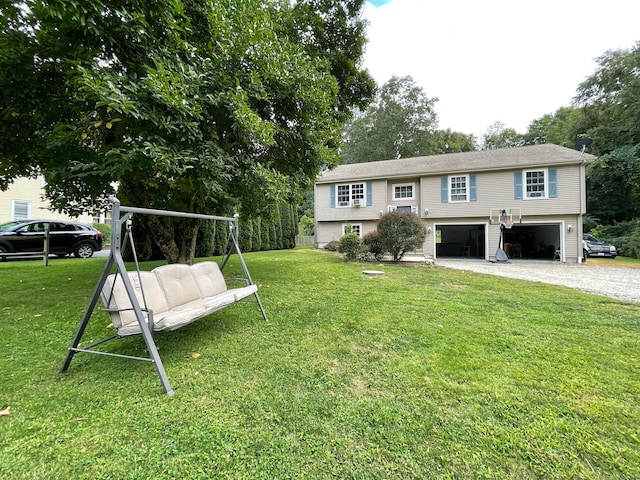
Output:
[{"xmin": 578, "ymin": 156, "xmax": 588, "ymax": 262}]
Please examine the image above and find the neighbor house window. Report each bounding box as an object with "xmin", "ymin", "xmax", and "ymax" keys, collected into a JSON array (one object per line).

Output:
[
  {"xmin": 449, "ymin": 175, "xmax": 468, "ymax": 202},
  {"xmin": 342, "ymin": 223, "xmax": 362, "ymax": 237},
  {"xmin": 393, "ymin": 183, "xmax": 415, "ymax": 201},
  {"xmin": 11, "ymin": 200, "xmax": 30, "ymax": 220},
  {"xmin": 525, "ymin": 169, "xmax": 546, "ymax": 198},
  {"xmin": 337, "ymin": 183, "xmax": 365, "ymax": 207}
]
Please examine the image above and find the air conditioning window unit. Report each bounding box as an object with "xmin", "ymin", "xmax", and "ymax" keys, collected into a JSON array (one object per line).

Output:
[{"xmin": 352, "ymin": 199, "xmax": 362, "ymax": 207}]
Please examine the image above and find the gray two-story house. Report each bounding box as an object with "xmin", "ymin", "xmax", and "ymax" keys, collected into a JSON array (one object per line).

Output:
[{"xmin": 314, "ymin": 144, "xmax": 595, "ymax": 263}]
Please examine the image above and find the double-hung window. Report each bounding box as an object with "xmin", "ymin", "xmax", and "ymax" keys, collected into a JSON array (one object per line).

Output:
[
  {"xmin": 336, "ymin": 183, "xmax": 365, "ymax": 207},
  {"xmin": 449, "ymin": 175, "xmax": 468, "ymax": 202},
  {"xmin": 514, "ymin": 168, "xmax": 557, "ymax": 199},
  {"xmin": 525, "ymin": 169, "xmax": 546, "ymax": 198}
]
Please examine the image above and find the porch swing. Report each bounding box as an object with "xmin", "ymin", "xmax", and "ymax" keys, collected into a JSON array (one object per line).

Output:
[{"xmin": 60, "ymin": 196, "xmax": 268, "ymax": 395}]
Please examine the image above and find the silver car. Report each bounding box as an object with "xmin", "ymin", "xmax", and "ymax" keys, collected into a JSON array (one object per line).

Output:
[{"xmin": 583, "ymin": 233, "xmax": 617, "ymax": 259}]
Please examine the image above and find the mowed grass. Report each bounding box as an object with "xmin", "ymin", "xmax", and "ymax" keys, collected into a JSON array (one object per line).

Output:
[{"xmin": 1, "ymin": 249, "xmax": 639, "ymax": 479}]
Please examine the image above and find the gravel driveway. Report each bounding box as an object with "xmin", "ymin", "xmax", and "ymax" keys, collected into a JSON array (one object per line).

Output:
[{"xmin": 435, "ymin": 259, "xmax": 640, "ymax": 303}]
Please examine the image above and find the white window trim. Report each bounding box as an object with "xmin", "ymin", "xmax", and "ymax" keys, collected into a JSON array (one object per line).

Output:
[
  {"xmin": 523, "ymin": 168, "xmax": 548, "ymax": 199},
  {"xmin": 388, "ymin": 205, "xmax": 418, "ymax": 214},
  {"xmin": 336, "ymin": 183, "xmax": 366, "ymax": 208},
  {"xmin": 449, "ymin": 174, "xmax": 469, "ymax": 203},
  {"xmin": 11, "ymin": 199, "xmax": 31, "ymax": 220},
  {"xmin": 392, "ymin": 183, "xmax": 415, "ymax": 201},
  {"xmin": 342, "ymin": 223, "xmax": 363, "ymax": 237}
]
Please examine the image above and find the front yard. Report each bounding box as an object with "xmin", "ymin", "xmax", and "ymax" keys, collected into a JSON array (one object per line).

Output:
[{"xmin": 1, "ymin": 248, "xmax": 639, "ymax": 479}]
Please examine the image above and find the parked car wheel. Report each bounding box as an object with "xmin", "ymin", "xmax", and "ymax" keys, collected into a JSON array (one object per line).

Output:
[
  {"xmin": 74, "ymin": 243, "xmax": 95, "ymax": 258},
  {"xmin": 583, "ymin": 249, "xmax": 588, "ymax": 263},
  {"xmin": 0, "ymin": 245, "xmax": 6, "ymax": 262}
]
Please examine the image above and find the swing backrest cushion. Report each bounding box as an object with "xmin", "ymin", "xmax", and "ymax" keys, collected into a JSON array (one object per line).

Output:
[
  {"xmin": 190, "ymin": 261, "xmax": 228, "ymax": 297},
  {"xmin": 102, "ymin": 271, "xmax": 169, "ymax": 329},
  {"xmin": 153, "ymin": 264, "xmax": 202, "ymax": 309}
]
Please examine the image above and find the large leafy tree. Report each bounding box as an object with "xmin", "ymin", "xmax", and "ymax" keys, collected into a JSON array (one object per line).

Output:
[
  {"xmin": 523, "ymin": 106, "xmax": 587, "ymax": 148},
  {"xmin": 0, "ymin": 0, "xmax": 373, "ymax": 263},
  {"xmin": 574, "ymin": 41, "xmax": 640, "ymax": 156},
  {"xmin": 481, "ymin": 121, "xmax": 525, "ymax": 150},
  {"xmin": 574, "ymin": 42, "xmax": 640, "ymax": 224},
  {"xmin": 340, "ymin": 75, "xmax": 445, "ymax": 163}
]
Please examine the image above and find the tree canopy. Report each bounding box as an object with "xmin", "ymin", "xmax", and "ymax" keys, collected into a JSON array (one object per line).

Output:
[
  {"xmin": 573, "ymin": 42, "xmax": 640, "ymax": 225},
  {"xmin": 0, "ymin": 0, "xmax": 374, "ymax": 262},
  {"xmin": 339, "ymin": 75, "xmax": 475, "ymax": 164}
]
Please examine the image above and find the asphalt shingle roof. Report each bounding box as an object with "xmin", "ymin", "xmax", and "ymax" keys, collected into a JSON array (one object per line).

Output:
[{"xmin": 316, "ymin": 144, "xmax": 596, "ymax": 184}]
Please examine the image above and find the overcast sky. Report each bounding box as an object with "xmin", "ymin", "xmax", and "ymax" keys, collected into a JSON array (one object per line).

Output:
[{"xmin": 362, "ymin": 0, "xmax": 640, "ymax": 139}]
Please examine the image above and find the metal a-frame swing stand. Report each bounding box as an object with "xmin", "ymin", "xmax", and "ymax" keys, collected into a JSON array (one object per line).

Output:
[{"xmin": 60, "ymin": 196, "xmax": 268, "ymax": 395}]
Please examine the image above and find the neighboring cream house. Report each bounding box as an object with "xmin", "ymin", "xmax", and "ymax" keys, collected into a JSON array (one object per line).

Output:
[
  {"xmin": 315, "ymin": 144, "xmax": 595, "ymax": 263},
  {"xmin": 0, "ymin": 176, "xmax": 97, "ymax": 224}
]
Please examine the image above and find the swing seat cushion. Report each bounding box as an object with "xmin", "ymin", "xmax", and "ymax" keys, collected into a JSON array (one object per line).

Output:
[{"xmin": 101, "ymin": 261, "xmax": 257, "ymax": 337}]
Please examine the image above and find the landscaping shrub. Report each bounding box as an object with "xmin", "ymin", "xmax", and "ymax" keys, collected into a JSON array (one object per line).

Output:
[
  {"xmin": 595, "ymin": 219, "xmax": 640, "ymax": 258},
  {"xmin": 377, "ymin": 210, "xmax": 426, "ymax": 262},
  {"xmin": 337, "ymin": 232, "xmax": 363, "ymax": 261},
  {"xmin": 324, "ymin": 240, "xmax": 339, "ymax": 251},
  {"xmin": 363, "ymin": 230, "xmax": 384, "ymax": 260}
]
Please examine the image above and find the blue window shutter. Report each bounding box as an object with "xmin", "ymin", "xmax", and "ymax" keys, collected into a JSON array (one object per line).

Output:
[
  {"xmin": 330, "ymin": 185, "xmax": 336, "ymax": 208},
  {"xmin": 366, "ymin": 182, "xmax": 372, "ymax": 206},
  {"xmin": 514, "ymin": 171, "xmax": 523, "ymax": 200},
  {"xmin": 469, "ymin": 175, "xmax": 477, "ymax": 202},
  {"xmin": 441, "ymin": 176, "xmax": 448, "ymax": 203},
  {"xmin": 548, "ymin": 168, "xmax": 557, "ymax": 198}
]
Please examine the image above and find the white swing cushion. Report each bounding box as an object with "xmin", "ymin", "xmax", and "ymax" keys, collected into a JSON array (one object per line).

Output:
[
  {"xmin": 101, "ymin": 261, "xmax": 257, "ymax": 337},
  {"xmin": 102, "ymin": 271, "xmax": 169, "ymax": 332}
]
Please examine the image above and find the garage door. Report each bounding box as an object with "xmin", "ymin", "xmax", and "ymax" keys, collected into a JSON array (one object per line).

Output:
[
  {"xmin": 502, "ymin": 224, "xmax": 560, "ymax": 260},
  {"xmin": 435, "ymin": 224, "xmax": 485, "ymax": 259}
]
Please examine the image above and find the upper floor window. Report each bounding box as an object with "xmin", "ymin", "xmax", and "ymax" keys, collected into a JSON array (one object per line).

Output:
[
  {"xmin": 514, "ymin": 168, "xmax": 557, "ymax": 200},
  {"xmin": 525, "ymin": 169, "xmax": 547, "ymax": 198},
  {"xmin": 449, "ymin": 175, "xmax": 468, "ymax": 202},
  {"xmin": 393, "ymin": 183, "xmax": 415, "ymax": 201},
  {"xmin": 441, "ymin": 174, "xmax": 476, "ymax": 203},
  {"xmin": 336, "ymin": 183, "xmax": 365, "ymax": 207}
]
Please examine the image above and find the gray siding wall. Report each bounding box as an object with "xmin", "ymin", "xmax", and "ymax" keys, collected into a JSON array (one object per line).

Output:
[{"xmin": 420, "ymin": 165, "xmax": 585, "ymax": 220}]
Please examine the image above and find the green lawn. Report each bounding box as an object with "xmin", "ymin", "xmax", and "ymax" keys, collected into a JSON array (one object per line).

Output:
[{"xmin": 1, "ymin": 249, "xmax": 639, "ymax": 479}]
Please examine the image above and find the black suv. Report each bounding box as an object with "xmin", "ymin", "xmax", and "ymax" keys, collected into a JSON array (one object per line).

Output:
[{"xmin": 0, "ymin": 220, "xmax": 103, "ymax": 260}]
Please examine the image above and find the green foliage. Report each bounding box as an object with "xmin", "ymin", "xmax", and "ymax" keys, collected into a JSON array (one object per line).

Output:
[
  {"xmin": 575, "ymin": 41, "xmax": 640, "ymax": 155},
  {"xmin": 298, "ymin": 214, "xmax": 315, "ymax": 236},
  {"xmin": 377, "ymin": 210, "xmax": 426, "ymax": 262},
  {"xmin": 481, "ymin": 121, "xmax": 526, "ymax": 150},
  {"xmin": 362, "ymin": 230, "xmax": 384, "ymax": 260},
  {"xmin": 0, "ymin": 0, "xmax": 372, "ymax": 263},
  {"xmin": 337, "ymin": 232, "xmax": 362, "ymax": 260},
  {"xmin": 595, "ymin": 219, "xmax": 640, "ymax": 259},
  {"xmin": 586, "ymin": 144, "xmax": 640, "ymax": 223},
  {"xmin": 1, "ymin": 251, "xmax": 639, "ymax": 478},
  {"xmin": 523, "ymin": 106, "xmax": 587, "ymax": 147},
  {"xmin": 93, "ymin": 222, "xmax": 111, "ymax": 246},
  {"xmin": 340, "ymin": 75, "xmax": 442, "ymax": 163}
]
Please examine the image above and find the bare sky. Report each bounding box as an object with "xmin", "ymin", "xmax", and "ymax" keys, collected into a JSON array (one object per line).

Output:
[{"xmin": 362, "ymin": 0, "xmax": 640, "ymax": 139}]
